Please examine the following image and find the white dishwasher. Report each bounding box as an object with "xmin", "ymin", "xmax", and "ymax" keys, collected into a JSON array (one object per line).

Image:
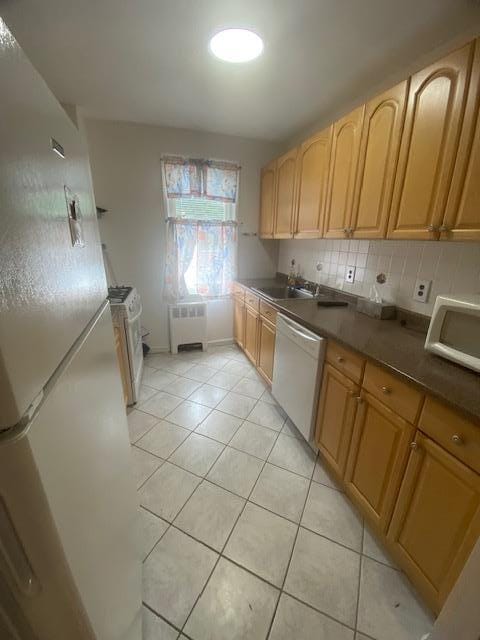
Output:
[{"xmin": 272, "ymin": 313, "xmax": 326, "ymax": 445}]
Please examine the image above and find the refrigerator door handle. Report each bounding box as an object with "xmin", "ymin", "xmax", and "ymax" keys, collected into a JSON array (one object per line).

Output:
[{"xmin": 0, "ymin": 498, "xmax": 40, "ymax": 598}]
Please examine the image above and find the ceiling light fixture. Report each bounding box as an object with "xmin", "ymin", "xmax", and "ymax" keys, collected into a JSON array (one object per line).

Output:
[{"xmin": 209, "ymin": 29, "xmax": 264, "ymax": 63}]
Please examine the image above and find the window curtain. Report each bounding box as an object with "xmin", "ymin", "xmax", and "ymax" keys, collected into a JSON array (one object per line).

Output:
[
  {"xmin": 163, "ymin": 156, "xmax": 239, "ymax": 301},
  {"xmin": 163, "ymin": 156, "xmax": 240, "ymax": 202},
  {"xmin": 164, "ymin": 219, "xmax": 237, "ymax": 300}
]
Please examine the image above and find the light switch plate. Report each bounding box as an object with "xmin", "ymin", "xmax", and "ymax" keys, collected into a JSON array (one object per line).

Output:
[
  {"xmin": 345, "ymin": 265, "xmax": 356, "ymax": 283},
  {"xmin": 413, "ymin": 278, "xmax": 432, "ymax": 303}
]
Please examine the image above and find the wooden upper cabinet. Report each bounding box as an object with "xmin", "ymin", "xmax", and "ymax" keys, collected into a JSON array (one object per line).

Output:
[
  {"xmin": 259, "ymin": 160, "xmax": 277, "ymax": 238},
  {"xmin": 388, "ymin": 431, "xmax": 480, "ymax": 613},
  {"xmin": 274, "ymin": 147, "xmax": 298, "ymax": 238},
  {"xmin": 350, "ymin": 82, "xmax": 408, "ymax": 239},
  {"xmin": 388, "ymin": 43, "xmax": 474, "ymax": 240},
  {"xmin": 324, "ymin": 105, "xmax": 365, "ymax": 238},
  {"xmin": 443, "ymin": 40, "xmax": 480, "ymax": 241},
  {"xmin": 293, "ymin": 127, "xmax": 332, "ymax": 238},
  {"xmin": 345, "ymin": 391, "xmax": 414, "ymax": 532}
]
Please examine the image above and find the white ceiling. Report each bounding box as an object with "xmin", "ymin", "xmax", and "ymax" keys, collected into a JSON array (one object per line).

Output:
[{"xmin": 2, "ymin": 0, "xmax": 480, "ymax": 141}]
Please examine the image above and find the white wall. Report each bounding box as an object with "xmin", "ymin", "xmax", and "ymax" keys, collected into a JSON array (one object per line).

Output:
[
  {"xmin": 430, "ymin": 537, "xmax": 480, "ymax": 640},
  {"xmin": 83, "ymin": 118, "xmax": 281, "ymax": 350},
  {"xmin": 278, "ymin": 238, "xmax": 480, "ymax": 316}
]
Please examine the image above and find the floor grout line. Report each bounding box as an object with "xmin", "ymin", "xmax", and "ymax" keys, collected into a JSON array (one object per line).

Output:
[
  {"xmin": 142, "ymin": 602, "xmax": 182, "ymax": 635},
  {"xmin": 176, "ymin": 421, "xmax": 284, "ymax": 638},
  {"xmin": 264, "ymin": 446, "xmax": 316, "ymax": 640},
  {"xmin": 354, "ymin": 519, "xmax": 366, "ymax": 636}
]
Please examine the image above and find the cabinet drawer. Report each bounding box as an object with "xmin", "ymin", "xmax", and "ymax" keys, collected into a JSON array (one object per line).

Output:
[
  {"xmin": 326, "ymin": 341, "xmax": 365, "ymax": 384},
  {"xmin": 419, "ymin": 397, "xmax": 480, "ymax": 474},
  {"xmin": 259, "ymin": 300, "xmax": 277, "ymax": 323},
  {"xmin": 245, "ymin": 291, "xmax": 260, "ymax": 311},
  {"xmin": 233, "ymin": 282, "xmax": 245, "ymax": 300},
  {"xmin": 363, "ymin": 362, "xmax": 423, "ymax": 424}
]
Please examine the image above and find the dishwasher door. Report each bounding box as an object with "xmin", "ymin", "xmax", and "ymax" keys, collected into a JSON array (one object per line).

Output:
[{"xmin": 272, "ymin": 314, "xmax": 325, "ymax": 444}]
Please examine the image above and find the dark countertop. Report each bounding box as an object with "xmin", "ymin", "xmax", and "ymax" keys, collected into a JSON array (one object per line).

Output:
[{"xmin": 238, "ymin": 277, "xmax": 480, "ymax": 424}]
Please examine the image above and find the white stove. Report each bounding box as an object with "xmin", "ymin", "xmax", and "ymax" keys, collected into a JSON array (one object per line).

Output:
[{"xmin": 108, "ymin": 286, "xmax": 143, "ymax": 405}]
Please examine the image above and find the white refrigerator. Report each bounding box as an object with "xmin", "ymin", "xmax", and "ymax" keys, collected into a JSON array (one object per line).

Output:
[{"xmin": 0, "ymin": 18, "xmax": 141, "ymax": 640}]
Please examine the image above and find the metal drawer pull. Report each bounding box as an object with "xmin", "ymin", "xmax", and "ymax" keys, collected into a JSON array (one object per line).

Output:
[
  {"xmin": 410, "ymin": 441, "xmax": 419, "ymax": 450},
  {"xmin": 452, "ymin": 434, "xmax": 463, "ymax": 445},
  {"xmin": 381, "ymin": 386, "xmax": 391, "ymax": 394},
  {"xmin": 337, "ymin": 356, "xmax": 345, "ymax": 363},
  {"xmin": 356, "ymin": 396, "xmax": 364, "ymax": 404}
]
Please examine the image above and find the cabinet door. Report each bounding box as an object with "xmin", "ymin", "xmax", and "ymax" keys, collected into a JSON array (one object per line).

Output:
[
  {"xmin": 350, "ymin": 82, "xmax": 408, "ymax": 239},
  {"xmin": 113, "ymin": 326, "xmax": 129, "ymax": 405},
  {"xmin": 323, "ymin": 105, "xmax": 364, "ymax": 238},
  {"xmin": 294, "ymin": 127, "xmax": 332, "ymax": 238},
  {"xmin": 274, "ymin": 148, "xmax": 298, "ymax": 238},
  {"xmin": 345, "ymin": 391, "xmax": 414, "ymax": 532},
  {"xmin": 443, "ymin": 40, "xmax": 480, "ymax": 241},
  {"xmin": 388, "ymin": 43, "xmax": 473, "ymax": 240},
  {"xmin": 315, "ymin": 364, "xmax": 359, "ymax": 479},
  {"xmin": 234, "ymin": 298, "xmax": 245, "ymax": 348},
  {"xmin": 257, "ymin": 317, "xmax": 275, "ymax": 384},
  {"xmin": 259, "ymin": 160, "xmax": 277, "ymax": 238},
  {"xmin": 388, "ymin": 432, "xmax": 480, "ymax": 613},
  {"xmin": 244, "ymin": 305, "xmax": 259, "ymax": 364}
]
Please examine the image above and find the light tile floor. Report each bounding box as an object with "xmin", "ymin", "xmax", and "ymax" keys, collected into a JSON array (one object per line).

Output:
[{"xmin": 129, "ymin": 344, "xmax": 434, "ymax": 640}]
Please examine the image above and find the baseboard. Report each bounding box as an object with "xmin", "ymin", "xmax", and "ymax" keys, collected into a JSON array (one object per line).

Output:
[
  {"xmin": 147, "ymin": 339, "xmax": 234, "ymax": 353},
  {"xmin": 208, "ymin": 338, "xmax": 234, "ymax": 346},
  {"xmin": 147, "ymin": 346, "xmax": 171, "ymax": 354}
]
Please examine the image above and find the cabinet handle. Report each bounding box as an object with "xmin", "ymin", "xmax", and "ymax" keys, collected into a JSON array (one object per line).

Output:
[
  {"xmin": 381, "ymin": 385, "xmax": 391, "ymax": 395},
  {"xmin": 356, "ymin": 396, "xmax": 364, "ymax": 404},
  {"xmin": 452, "ymin": 434, "xmax": 463, "ymax": 445},
  {"xmin": 343, "ymin": 228, "xmax": 349, "ymax": 236},
  {"xmin": 410, "ymin": 441, "xmax": 419, "ymax": 450},
  {"xmin": 427, "ymin": 225, "xmax": 438, "ymax": 232},
  {"xmin": 439, "ymin": 225, "xmax": 449, "ymax": 233},
  {"xmin": 337, "ymin": 356, "xmax": 345, "ymax": 363}
]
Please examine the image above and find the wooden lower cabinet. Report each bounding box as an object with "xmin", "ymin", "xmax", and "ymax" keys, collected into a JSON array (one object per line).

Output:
[
  {"xmin": 344, "ymin": 391, "xmax": 414, "ymax": 532},
  {"xmin": 113, "ymin": 325, "xmax": 129, "ymax": 405},
  {"xmin": 315, "ymin": 364, "xmax": 359, "ymax": 479},
  {"xmin": 257, "ymin": 317, "xmax": 275, "ymax": 384},
  {"xmin": 387, "ymin": 431, "xmax": 480, "ymax": 613},
  {"xmin": 234, "ymin": 297, "xmax": 245, "ymax": 348},
  {"xmin": 244, "ymin": 304, "xmax": 259, "ymax": 364}
]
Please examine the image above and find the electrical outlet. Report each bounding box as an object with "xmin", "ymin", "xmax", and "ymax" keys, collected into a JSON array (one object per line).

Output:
[
  {"xmin": 345, "ymin": 265, "xmax": 356, "ymax": 283},
  {"xmin": 413, "ymin": 279, "xmax": 432, "ymax": 303}
]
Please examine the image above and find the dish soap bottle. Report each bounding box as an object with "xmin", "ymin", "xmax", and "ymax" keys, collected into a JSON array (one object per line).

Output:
[{"xmin": 287, "ymin": 259, "xmax": 297, "ymax": 288}]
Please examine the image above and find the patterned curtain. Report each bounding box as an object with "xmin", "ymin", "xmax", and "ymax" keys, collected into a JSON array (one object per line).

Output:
[
  {"xmin": 164, "ymin": 220, "xmax": 237, "ymax": 300},
  {"xmin": 163, "ymin": 157, "xmax": 240, "ymax": 203},
  {"xmin": 164, "ymin": 221, "xmax": 197, "ymax": 299}
]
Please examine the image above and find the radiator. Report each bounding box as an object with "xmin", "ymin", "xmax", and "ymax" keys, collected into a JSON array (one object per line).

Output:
[{"xmin": 168, "ymin": 301, "xmax": 208, "ymax": 354}]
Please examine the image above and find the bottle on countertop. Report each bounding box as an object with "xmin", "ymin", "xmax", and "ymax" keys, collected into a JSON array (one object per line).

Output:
[{"xmin": 287, "ymin": 258, "xmax": 297, "ymax": 288}]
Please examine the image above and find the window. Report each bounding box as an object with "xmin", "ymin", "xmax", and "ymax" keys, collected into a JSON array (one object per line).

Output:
[{"xmin": 162, "ymin": 157, "xmax": 239, "ymax": 300}]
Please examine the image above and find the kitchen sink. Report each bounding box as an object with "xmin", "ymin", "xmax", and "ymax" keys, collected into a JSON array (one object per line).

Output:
[
  {"xmin": 252, "ymin": 285, "xmax": 349, "ymax": 307},
  {"xmin": 251, "ymin": 286, "xmax": 314, "ymax": 300}
]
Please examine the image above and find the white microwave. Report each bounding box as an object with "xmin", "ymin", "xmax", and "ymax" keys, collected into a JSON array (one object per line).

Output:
[{"xmin": 425, "ymin": 294, "xmax": 480, "ymax": 373}]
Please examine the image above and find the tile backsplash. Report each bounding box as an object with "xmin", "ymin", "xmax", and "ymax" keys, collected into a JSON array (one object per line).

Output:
[{"xmin": 278, "ymin": 238, "xmax": 480, "ymax": 316}]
